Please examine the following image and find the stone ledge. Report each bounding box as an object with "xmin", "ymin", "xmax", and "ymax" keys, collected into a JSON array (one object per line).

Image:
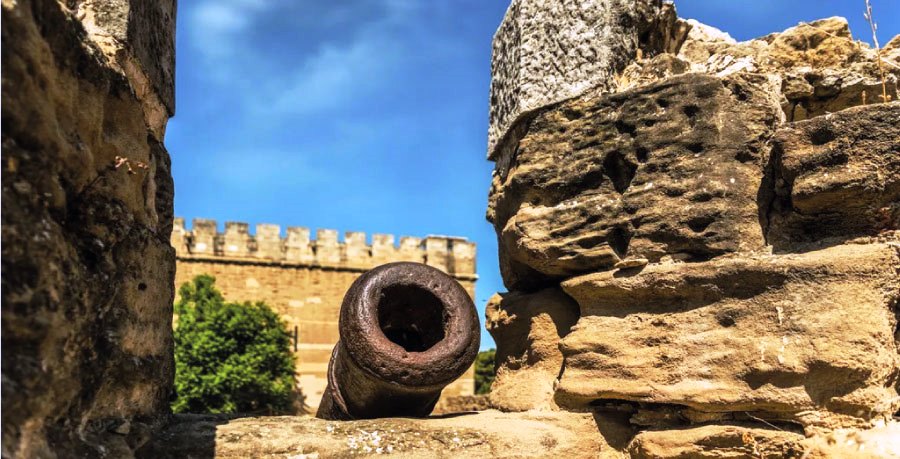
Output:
[{"xmin": 138, "ymin": 411, "xmax": 611, "ymax": 458}]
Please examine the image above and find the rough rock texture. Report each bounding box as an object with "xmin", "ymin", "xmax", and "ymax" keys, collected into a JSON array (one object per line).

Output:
[
  {"xmin": 765, "ymin": 103, "xmax": 900, "ymax": 250},
  {"xmin": 485, "ymin": 288, "xmax": 579, "ymax": 411},
  {"xmin": 484, "ymin": 2, "xmax": 900, "ymax": 456},
  {"xmin": 488, "ymin": 72, "xmax": 781, "ymax": 290},
  {"xmin": 2, "ymin": 0, "xmax": 176, "ymax": 457},
  {"xmin": 487, "ymin": 0, "xmax": 678, "ymax": 160},
  {"xmin": 801, "ymin": 422, "xmax": 900, "ymax": 459},
  {"xmin": 627, "ymin": 425, "xmax": 805, "ymax": 459},
  {"xmin": 138, "ymin": 412, "xmax": 619, "ymax": 458},
  {"xmin": 557, "ymin": 242, "xmax": 900, "ymax": 429},
  {"xmin": 673, "ymin": 17, "xmax": 899, "ymax": 121}
]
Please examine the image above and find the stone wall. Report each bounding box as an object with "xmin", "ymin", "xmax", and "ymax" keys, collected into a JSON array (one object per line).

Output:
[
  {"xmin": 2, "ymin": 0, "xmax": 176, "ymax": 457},
  {"xmin": 171, "ymin": 218, "xmax": 478, "ymax": 409},
  {"xmin": 486, "ymin": 0, "xmax": 899, "ymax": 455}
]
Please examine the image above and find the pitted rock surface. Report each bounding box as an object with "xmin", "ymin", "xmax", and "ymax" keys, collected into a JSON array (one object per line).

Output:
[
  {"xmin": 2, "ymin": 0, "xmax": 175, "ymax": 456},
  {"xmin": 674, "ymin": 17, "xmax": 899, "ymax": 122},
  {"xmin": 488, "ymin": 72, "xmax": 781, "ymax": 291},
  {"xmin": 557, "ymin": 242, "xmax": 900, "ymax": 430},
  {"xmin": 765, "ymin": 102, "xmax": 900, "ymax": 250}
]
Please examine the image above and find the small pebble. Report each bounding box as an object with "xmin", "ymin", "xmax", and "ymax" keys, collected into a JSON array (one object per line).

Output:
[{"xmin": 615, "ymin": 258, "xmax": 649, "ymax": 269}]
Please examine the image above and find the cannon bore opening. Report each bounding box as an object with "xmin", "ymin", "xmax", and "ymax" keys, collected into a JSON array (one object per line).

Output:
[{"xmin": 377, "ymin": 284, "xmax": 447, "ymax": 352}]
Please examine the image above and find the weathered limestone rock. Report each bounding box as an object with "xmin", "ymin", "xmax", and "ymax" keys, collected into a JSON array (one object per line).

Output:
[
  {"xmin": 487, "ymin": 0, "xmax": 677, "ymax": 160},
  {"xmin": 801, "ymin": 422, "xmax": 900, "ymax": 459},
  {"xmin": 138, "ymin": 412, "xmax": 616, "ymax": 458},
  {"xmin": 557, "ymin": 242, "xmax": 900, "ymax": 430},
  {"xmin": 483, "ymin": 2, "xmax": 900, "ymax": 455},
  {"xmin": 765, "ymin": 103, "xmax": 900, "ymax": 250},
  {"xmin": 488, "ymin": 72, "xmax": 781, "ymax": 290},
  {"xmin": 675, "ymin": 17, "xmax": 899, "ymax": 121},
  {"xmin": 485, "ymin": 289, "xmax": 579, "ymax": 411},
  {"xmin": 2, "ymin": 0, "xmax": 176, "ymax": 456},
  {"xmin": 627, "ymin": 425, "xmax": 806, "ymax": 459}
]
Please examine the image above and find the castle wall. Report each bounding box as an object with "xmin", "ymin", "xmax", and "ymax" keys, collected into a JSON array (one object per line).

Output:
[{"xmin": 172, "ymin": 218, "xmax": 477, "ymax": 408}]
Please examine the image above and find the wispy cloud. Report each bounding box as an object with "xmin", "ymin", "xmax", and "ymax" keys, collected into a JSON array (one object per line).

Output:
[
  {"xmin": 188, "ymin": 0, "xmax": 428, "ymax": 118},
  {"xmin": 189, "ymin": 0, "xmax": 271, "ymax": 60},
  {"xmin": 264, "ymin": 34, "xmax": 402, "ymax": 115}
]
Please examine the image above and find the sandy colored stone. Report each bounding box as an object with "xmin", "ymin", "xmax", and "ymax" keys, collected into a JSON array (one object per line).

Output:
[
  {"xmin": 2, "ymin": 0, "xmax": 176, "ymax": 457},
  {"xmin": 677, "ymin": 17, "xmax": 899, "ymax": 121},
  {"xmin": 485, "ymin": 289, "xmax": 579, "ymax": 411},
  {"xmin": 487, "ymin": 0, "xmax": 674, "ymax": 160},
  {"xmin": 138, "ymin": 411, "xmax": 617, "ymax": 458},
  {"xmin": 765, "ymin": 103, "xmax": 900, "ymax": 250},
  {"xmin": 627, "ymin": 424, "xmax": 805, "ymax": 459},
  {"xmin": 557, "ymin": 242, "xmax": 900, "ymax": 429},
  {"xmin": 801, "ymin": 421, "xmax": 900, "ymax": 459},
  {"xmin": 488, "ymin": 72, "xmax": 781, "ymax": 290}
]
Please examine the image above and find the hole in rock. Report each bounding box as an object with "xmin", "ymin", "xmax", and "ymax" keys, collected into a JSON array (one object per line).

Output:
[
  {"xmin": 636, "ymin": 147, "xmax": 649, "ymax": 163},
  {"xmin": 686, "ymin": 215, "xmax": 716, "ymax": 233},
  {"xmin": 602, "ymin": 151, "xmax": 638, "ymax": 194},
  {"xmin": 607, "ymin": 226, "xmax": 633, "ymax": 259},
  {"xmin": 809, "ymin": 126, "xmax": 836, "ymax": 146},
  {"xmin": 686, "ymin": 143, "xmax": 704, "ymax": 154},
  {"xmin": 614, "ymin": 120, "xmax": 637, "ymax": 137},
  {"xmin": 682, "ymin": 105, "xmax": 700, "ymax": 118},
  {"xmin": 378, "ymin": 284, "xmax": 446, "ymax": 352}
]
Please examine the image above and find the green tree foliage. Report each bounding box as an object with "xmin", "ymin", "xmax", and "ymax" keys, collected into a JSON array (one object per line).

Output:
[
  {"xmin": 474, "ymin": 348, "xmax": 496, "ymax": 395},
  {"xmin": 172, "ymin": 275, "xmax": 296, "ymax": 414}
]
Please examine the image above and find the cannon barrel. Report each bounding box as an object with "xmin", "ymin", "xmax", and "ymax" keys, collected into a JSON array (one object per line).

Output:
[{"xmin": 316, "ymin": 262, "xmax": 480, "ymax": 420}]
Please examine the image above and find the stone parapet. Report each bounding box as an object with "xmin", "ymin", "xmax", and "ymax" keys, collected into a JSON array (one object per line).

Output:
[{"xmin": 171, "ymin": 218, "xmax": 477, "ymax": 279}]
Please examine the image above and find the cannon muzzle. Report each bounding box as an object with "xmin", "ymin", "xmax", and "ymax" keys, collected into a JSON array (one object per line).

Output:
[{"xmin": 316, "ymin": 262, "xmax": 480, "ymax": 420}]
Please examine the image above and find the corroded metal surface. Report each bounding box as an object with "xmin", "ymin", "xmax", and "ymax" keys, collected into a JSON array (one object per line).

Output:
[{"xmin": 317, "ymin": 262, "xmax": 480, "ymax": 420}]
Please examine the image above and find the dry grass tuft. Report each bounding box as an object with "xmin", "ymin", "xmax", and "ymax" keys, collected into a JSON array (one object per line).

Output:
[{"xmin": 864, "ymin": 0, "xmax": 890, "ymax": 102}]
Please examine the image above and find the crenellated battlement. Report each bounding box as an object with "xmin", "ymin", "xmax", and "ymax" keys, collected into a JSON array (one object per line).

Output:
[{"xmin": 172, "ymin": 217, "xmax": 477, "ymax": 278}]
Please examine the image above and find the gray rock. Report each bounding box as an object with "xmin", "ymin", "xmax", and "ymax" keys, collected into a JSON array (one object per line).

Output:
[{"xmin": 487, "ymin": 0, "xmax": 674, "ymax": 160}]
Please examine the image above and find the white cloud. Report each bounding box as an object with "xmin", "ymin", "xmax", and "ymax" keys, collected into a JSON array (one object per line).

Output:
[
  {"xmin": 190, "ymin": 0, "xmax": 271, "ymax": 59},
  {"xmin": 188, "ymin": 1, "xmax": 431, "ymax": 117},
  {"xmin": 263, "ymin": 35, "xmax": 401, "ymax": 115}
]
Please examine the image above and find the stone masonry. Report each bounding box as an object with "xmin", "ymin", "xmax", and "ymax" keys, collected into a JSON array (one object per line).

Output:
[
  {"xmin": 171, "ymin": 218, "xmax": 478, "ymax": 409},
  {"xmin": 485, "ymin": 0, "xmax": 900, "ymax": 456}
]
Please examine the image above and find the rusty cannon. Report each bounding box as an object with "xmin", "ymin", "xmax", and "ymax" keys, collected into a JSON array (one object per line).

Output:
[{"xmin": 316, "ymin": 262, "xmax": 480, "ymax": 420}]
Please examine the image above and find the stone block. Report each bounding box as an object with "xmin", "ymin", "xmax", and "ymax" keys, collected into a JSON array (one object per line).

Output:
[
  {"xmin": 556, "ymin": 242, "xmax": 900, "ymax": 429},
  {"xmin": 255, "ymin": 224, "xmax": 282, "ymax": 260},
  {"xmin": 138, "ymin": 411, "xmax": 610, "ymax": 458},
  {"xmin": 488, "ymin": 0, "xmax": 671, "ymax": 160},
  {"xmin": 488, "ymin": 72, "xmax": 781, "ymax": 290},
  {"xmin": 223, "ymin": 222, "xmax": 250, "ymax": 256},
  {"xmin": 285, "ymin": 226, "xmax": 314, "ymax": 263},
  {"xmin": 344, "ymin": 231, "xmax": 370, "ymax": 268},
  {"xmin": 451, "ymin": 240, "xmax": 477, "ymax": 275},
  {"xmin": 627, "ymin": 425, "xmax": 805, "ymax": 459},
  {"xmin": 485, "ymin": 289, "xmax": 579, "ymax": 411},
  {"xmin": 191, "ymin": 218, "xmax": 217, "ymax": 255},
  {"xmin": 372, "ymin": 233, "xmax": 397, "ymax": 264},
  {"xmin": 315, "ymin": 229, "xmax": 341, "ymax": 265},
  {"xmin": 765, "ymin": 103, "xmax": 900, "ymax": 250},
  {"xmin": 398, "ymin": 236, "xmax": 425, "ymax": 263},
  {"xmin": 424, "ymin": 237, "xmax": 451, "ymax": 272}
]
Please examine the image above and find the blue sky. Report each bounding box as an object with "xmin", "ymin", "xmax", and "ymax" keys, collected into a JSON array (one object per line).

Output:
[{"xmin": 169, "ymin": 0, "xmax": 899, "ymax": 350}]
